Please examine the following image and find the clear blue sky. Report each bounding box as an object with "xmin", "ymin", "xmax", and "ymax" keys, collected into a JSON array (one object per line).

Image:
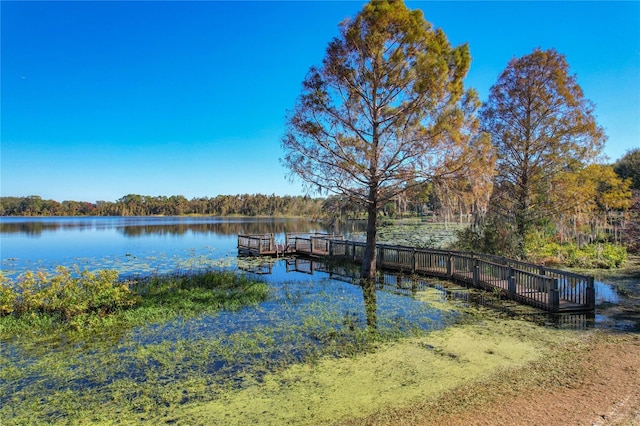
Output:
[{"xmin": 2, "ymin": 1, "xmax": 638, "ymax": 203}]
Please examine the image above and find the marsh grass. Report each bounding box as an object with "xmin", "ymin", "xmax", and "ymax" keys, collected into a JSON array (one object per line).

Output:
[{"xmin": 0, "ymin": 244, "xmax": 602, "ymax": 425}]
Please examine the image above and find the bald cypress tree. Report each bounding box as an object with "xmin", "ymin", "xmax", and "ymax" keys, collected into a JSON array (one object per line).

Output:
[
  {"xmin": 480, "ymin": 48, "xmax": 606, "ymax": 255},
  {"xmin": 282, "ymin": 0, "xmax": 480, "ymax": 282}
]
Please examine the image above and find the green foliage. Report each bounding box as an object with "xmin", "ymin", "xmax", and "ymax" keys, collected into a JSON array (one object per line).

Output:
[
  {"xmin": 524, "ymin": 232, "xmax": 627, "ymax": 268},
  {"xmin": 0, "ymin": 269, "xmax": 269, "ymax": 336},
  {"xmin": 1, "ymin": 267, "xmax": 140, "ymax": 319},
  {"xmin": 455, "ymin": 221, "xmax": 627, "ymax": 268},
  {"xmin": 614, "ymin": 147, "xmax": 640, "ymax": 190},
  {"xmin": 0, "ymin": 193, "xmax": 326, "ymax": 217},
  {"xmin": 134, "ymin": 271, "xmax": 270, "ymax": 314},
  {"xmin": 453, "ymin": 219, "xmax": 520, "ymax": 258},
  {"xmin": 0, "ymin": 274, "xmax": 17, "ymax": 315}
]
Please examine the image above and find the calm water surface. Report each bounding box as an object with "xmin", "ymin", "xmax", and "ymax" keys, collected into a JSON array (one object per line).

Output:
[
  {"xmin": 0, "ymin": 216, "xmax": 626, "ymax": 328},
  {"xmin": 0, "ymin": 216, "xmax": 348, "ymax": 277}
]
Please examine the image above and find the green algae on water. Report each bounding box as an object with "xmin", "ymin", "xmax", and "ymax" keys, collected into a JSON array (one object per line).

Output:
[{"xmin": 174, "ymin": 319, "xmax": 577, "ymax": 425}]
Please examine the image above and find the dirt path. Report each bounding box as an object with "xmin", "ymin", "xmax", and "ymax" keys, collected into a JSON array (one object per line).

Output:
[{"xmin": 429, "ymin": 332, "xmax": 640, "ymax": 426}]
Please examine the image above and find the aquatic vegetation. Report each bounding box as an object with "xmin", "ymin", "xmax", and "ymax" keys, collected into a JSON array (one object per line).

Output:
[
  {"xmin": 0, "ymin": 268, "xmax": 269, "ymax": 337},
  {"xmin": 0, "ymin": 264, "xmax": 460, "ymax": 424},
  {"xmin": 173, "ymin": 318, "xmax": 576, "ymax": 425},
  {"xmin": 375, "ymin": 219, "xmax": 465, "ymax": 249}
]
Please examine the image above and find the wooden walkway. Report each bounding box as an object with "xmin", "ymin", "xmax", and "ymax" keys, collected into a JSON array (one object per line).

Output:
[{"xmin": 238, "ymin": 234, "xmax": 595, "ymax": 313}]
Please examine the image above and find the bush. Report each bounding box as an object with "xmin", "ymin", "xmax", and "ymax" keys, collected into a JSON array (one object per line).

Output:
[
  {"xmin": 454, "ymin": 220, "xmax": 520, "ymax": 258},
  {"xmin": 0, "ymin": 274, "xmax": 17, "ymax": 315},
  {"xmin": 525, "ymin": 233, "xmax": 627, "ymax": 269},
  {"xmin": 1, "ymin": 267, "xmax": 140, "ymax": 319}
]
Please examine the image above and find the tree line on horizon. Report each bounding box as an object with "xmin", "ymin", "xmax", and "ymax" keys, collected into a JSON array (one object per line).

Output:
[{"xmin": 0, "ymin": 194, "xmax": 325, "ymax": 218}]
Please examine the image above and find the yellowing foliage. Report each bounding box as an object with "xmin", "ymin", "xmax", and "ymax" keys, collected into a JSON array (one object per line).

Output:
[{"xmin": 0, "ymin": 267, "xmax": 140, "ymax": 318}]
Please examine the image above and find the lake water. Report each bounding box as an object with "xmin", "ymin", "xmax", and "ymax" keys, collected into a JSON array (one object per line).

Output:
[
  {"xmin": 0, "ymin": 216, "xmax": 357, "ymax": 278},
  {"xmin": 0, "ymin": 216, "xmax": 625, "ymax": 327}
]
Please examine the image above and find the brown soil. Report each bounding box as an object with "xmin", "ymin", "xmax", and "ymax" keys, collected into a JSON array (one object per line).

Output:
[
  {"xmin": 430, "ymin": 332, "xmax": 640, "ymax": 426},
  {"xmin": 346, "ymin": 332, "xmax": 640, "ymax": 426}
]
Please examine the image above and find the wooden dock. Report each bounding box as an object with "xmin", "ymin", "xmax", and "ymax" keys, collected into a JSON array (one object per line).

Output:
[{"xmin": 238, "ymin": 234, "xmax": 595, "ymax": 313}]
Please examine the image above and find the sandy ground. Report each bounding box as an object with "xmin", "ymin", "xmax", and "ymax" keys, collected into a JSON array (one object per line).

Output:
[{"xmin": 428, "ymin": 332, "xmax": 640, "ymax": 426}]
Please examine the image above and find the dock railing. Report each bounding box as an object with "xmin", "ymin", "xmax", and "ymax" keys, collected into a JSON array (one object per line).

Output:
[
  {"xmin": 286, "ymin": 233, "xmax": 344, "ymax": 257},
  {"xmin": 237, "ymin": 235, "xmax": 595, "ymax": 313},
  {"xmin": 237, "ymin": 234, "xmax": 275, "ymax": 255},
  {"xmin": 325, "ymin": 241, "xmax": 594, "ymax": 313}
]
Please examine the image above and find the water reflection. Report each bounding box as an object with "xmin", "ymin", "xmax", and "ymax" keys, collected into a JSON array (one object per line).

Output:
[
  {"xmin": 0, "ymin": 217, "xmax": 337, "ymax": 237},
  {"xmin": 244, "ymin": 257, "xmax": 600, "ymax": 331},
  {"xmin": 0, "ymin": 217, "xmax": 367, "ymax": 279}
]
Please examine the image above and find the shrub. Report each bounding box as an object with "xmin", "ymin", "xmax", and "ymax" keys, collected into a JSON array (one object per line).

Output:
[
  {"xmin": 1, "ymin": 267, "xmax": 140, "ymax": 319},
  {"xmin": 454, "ymin": 220, "xmax": 520, "ymax": 258},
  {"xmin": 0, "ymin": 273, "xmax": 17, "ymax": 315},
  {"xmin": 525, "ymin": 234, "xmax": 627, "ymax": 269}
]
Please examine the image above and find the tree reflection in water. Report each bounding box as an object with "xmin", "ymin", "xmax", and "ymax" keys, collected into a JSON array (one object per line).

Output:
[{"xmin": 361, "ymin": 279, "xmax": 377, "ymax": 330}]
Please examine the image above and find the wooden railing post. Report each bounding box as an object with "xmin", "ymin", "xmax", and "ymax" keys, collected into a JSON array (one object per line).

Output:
[
  {"xmin": 473, "ymin": 258, "xmax": 480, "ymax": 286},
  {"xmin": 447, "ymin": 253, "xmax": 453, "ymax": 278},
  {"xmin": 411, "ymin": 248, "xmax": 416, "ymax": 274},
  {"xmin": 549, "ymin": 278, "xmax": 560, "ymax": 313},
  {"xmin": 586, "ymin": 276, "xmax": 595, "ymax": 309},
  {"xmin": 507, "ymin": 266, "xmax": 516, "ymax": 296}
]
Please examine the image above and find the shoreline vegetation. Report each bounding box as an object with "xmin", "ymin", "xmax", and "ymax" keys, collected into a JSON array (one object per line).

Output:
[
  {"xmin": 1, "ymin": 212, "xmax": 632, "ymax": 270},
  {"xmin": 0, "ymin": 268, "xmax": 268, "ymax": 334},
  {"xmin": 0, "ymin": 194, "xmax": 328, "ymax": 218}
]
